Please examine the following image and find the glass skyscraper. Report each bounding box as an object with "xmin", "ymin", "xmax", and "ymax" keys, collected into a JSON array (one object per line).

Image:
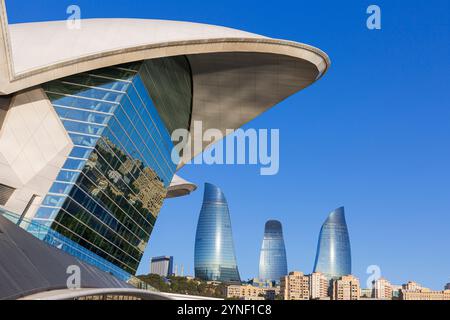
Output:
[
  {"xmin": 313, "ymin": 207, "xmax": 352, "ymax": 280},
  {"xmin": 194, "ymin": 183, "xmax": 241, "ymax": 283},
  {"xmin": 258, "ymin": 220, "xmax": 288, "ymax": 284},
  {"xmin": 28, "ymin": 57, "xmax": 192, "ymax": 278}
]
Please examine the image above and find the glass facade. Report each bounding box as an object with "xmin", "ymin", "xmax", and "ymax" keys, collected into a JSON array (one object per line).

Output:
[
  {"xmin": 313, "ymin": 207, "xmax": 352, "ymax": 280},
  {"xmin": 194, "ymin": 183, "xmax": 241, "ymax": 283},
  {"xmin": 30, "ymin": 57, "xmax": 192, "ymax": 276},
  {"xmin": 258, "ymin": 220, "xmax": 288, "ymax": 284}
]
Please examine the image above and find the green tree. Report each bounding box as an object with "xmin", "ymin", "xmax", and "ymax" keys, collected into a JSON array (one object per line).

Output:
[
  {"xmin": 137, "ymin": 274, "xmax": 170, "ymax": 292},
  {"xmin": 137, "ymin": 274, "xmax": 227, "ymax": 298}
]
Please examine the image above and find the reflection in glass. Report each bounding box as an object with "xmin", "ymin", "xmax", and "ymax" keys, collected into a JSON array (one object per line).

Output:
[{"xmin": 31, "ymin": 58, "xmax": 192, "ymax": 276}]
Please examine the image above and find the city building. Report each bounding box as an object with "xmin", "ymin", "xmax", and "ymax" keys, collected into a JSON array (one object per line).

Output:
[
  {"xmin": 280, "ymin": 271, "xmax": 310, "ymax": 300},
  {"xmin": 246, "ymin": 278, "xmax": 280, "ymax": 300},
  {"xmin": 150, "ymin": 256, "xmax": 174, "ymax": 278},
  {"xmin": 399, "ymin": 281, "xmax": 450, "ymax": 300},
  {"xmin": 259, "ymin": 220, "xmax": 288, "ymax": 284},
  {"xmin": 445, "ymin": 283, "xmax": 450, "ymax": 290},
  {"xmin": 400, "ymin": 288, "xmax": 450, "ymax": 300},
  {"xmin": 226, "ymin": 287, "xmax": 264, "ymax": 300},
  {"xmin": 391, "ymin": 284, "xmax": 403, "ymax": 299},
  {"xmin": 226, "ymin": 284, "xmax": 277, "ymax": 300},
  {"xmin": 309, "ymin": 272, "xmax": 329, "ymax": 299},
  {"xmin": 373, "ymin": 278, "xmax": 393, "ymax": 300},
  {"xmin": 360, "ymin": 288, "xmax": 373, "ymax": 299},
  {"xmin": 331, "ymin": 275, "xmax": 360, "ymax": 300},
  {"xmin": 313, "ymin": 207, "xmax": 352, "ymax": 281},
  {"xmin": 402, "ymin": 281, "xmax": 424, "ymax": 292},
  {"xmin": 0, "ymin": 1, "xmax": 329, "ymax": 296},
  {"xmin": 194, "ymin": 183, "xmax": 241, "ymax": 283},
  {"xmin": 264, "ymin": 288, "xmax": 279, "ymax": 301},
  {"xmin": 249, "ymin": 277, "xmax": 277, "ymax": 288}
]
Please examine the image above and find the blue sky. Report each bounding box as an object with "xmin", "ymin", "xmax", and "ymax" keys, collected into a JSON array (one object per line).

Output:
[{"xmin": 6, "ymin": 0, "xmax": 450, "ymax": 289}]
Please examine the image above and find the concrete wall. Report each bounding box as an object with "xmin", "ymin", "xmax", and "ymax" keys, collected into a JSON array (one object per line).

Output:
[{"xmin": 0, "ymin": 87, "xmax": 72, "ymax": 218}]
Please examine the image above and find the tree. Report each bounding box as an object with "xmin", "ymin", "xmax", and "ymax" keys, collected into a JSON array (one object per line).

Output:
[{"xmin": 137, "ymin": 274, "xmax": 227, "ymax": 298}]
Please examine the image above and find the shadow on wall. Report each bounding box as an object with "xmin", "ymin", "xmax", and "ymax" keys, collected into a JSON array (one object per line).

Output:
[{"xmin": 0, "ymin": 95, "xmax": 11, "ymax": 130}]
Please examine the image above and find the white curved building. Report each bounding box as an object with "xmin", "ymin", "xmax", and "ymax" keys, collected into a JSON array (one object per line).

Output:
[{"xmin": 0, "ymin": 0, "xmax": 329, "ymax": 283}]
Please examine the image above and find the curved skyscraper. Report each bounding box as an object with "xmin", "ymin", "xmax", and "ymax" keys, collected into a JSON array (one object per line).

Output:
[
  {"xmin": 313, "ymin": 207, "xmax": 351, "ymax": 280},
  {"xmin": 259, "ymin": 220, "xmax": 288, "ymax": 284},
  {"xmin": 194, "ymin": 183, "xmax": 241, "ymax": 283}
]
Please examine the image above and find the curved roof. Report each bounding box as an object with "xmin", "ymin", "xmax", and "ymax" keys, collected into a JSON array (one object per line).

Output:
[
  {"xmin": 0, "ymin": 16, "xmax": 329, "ymax": 92},
  {"xmin": 9, "ymin": 18, "xmax": 264, "ymax": 74},
  {"xmin": 0, "ymin": 1, "xmax": 330, "ymax": 166}
]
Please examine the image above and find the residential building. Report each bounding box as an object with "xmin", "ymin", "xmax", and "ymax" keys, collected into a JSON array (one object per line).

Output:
[
  {"xmin": 402, "ymin": 281, "xmax": 423, "ymax": 292},
  {"xmin": 373, "ymin": 278, "xmax": 393, "ymax": 300},
  {"xmin": 391, "ymin": 285, "xmax": 403, "ymax": 299},
  {"xmin": 400, "ymin": 288, "xmax": 450, "ymax": 300},
  {"xmin": 309, "ymin": 272, "xmax": 329, "ymax": 299},
  {"xmin": 400, "ymin": 280, "xmax": 450, "ymax": 300},
  {"xmin": 280, "ymin": 271, "xmax": 310, "ymax": 300},
  {"xmin": 249, "ymin": 277, "xmax": 276, "ymax": 288},
  {"xmin": 360, "ymin": 288, "xmax": 373, "ymax": 299},
  {"xmin": 332, "ymin": 275, "xmax": 360, "ymax": 300},
  {"xmin": 264, "ymin": 288, "xmax": 279, "ymax": 300},
  {"xmin": 226, "ymin": 284, "xmax": 277, "ymax": 300}
]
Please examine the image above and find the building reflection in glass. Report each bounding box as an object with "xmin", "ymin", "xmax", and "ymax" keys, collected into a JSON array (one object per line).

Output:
[{"xmin": 31, "ymin": 57, "xmax": 192, "ymax": 276}]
